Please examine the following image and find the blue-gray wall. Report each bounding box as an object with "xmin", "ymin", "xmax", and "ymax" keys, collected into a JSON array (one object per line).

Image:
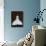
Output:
[
  {"xmin": 40, "ymin": 0, "xmax": 46, "ymax": 27},
  {"xmin": 4, "ymin": 0, "xmax": 40, "ymax": 42}
]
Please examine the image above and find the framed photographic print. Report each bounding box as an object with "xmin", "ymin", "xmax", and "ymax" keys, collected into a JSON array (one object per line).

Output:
[{"xmin": 11, "ymin": 11, "xmax": 23, "ymax": 27}]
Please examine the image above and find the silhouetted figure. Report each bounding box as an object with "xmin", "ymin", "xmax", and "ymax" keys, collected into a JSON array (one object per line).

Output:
[{"xmin": 12, "ymin": 15, "xmax": 22, "ymax": 25}]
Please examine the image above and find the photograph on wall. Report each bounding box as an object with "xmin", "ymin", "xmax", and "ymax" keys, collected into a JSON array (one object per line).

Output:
[{"xmin": 11, "ymin": 11, "xmax": 23, "ymax": 27}]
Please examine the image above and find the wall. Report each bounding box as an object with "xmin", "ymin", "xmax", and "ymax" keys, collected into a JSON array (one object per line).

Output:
[
  {"xmin": 4, "ymin": 0, "xmax": 40, "ymax": 42},
  {"xmin": 40, "ymin": 0, "xmax": 46, "ymax": 27},
  {"xmin": 0, "ymin": 0, "xmax": 4, "ymax": 42}
]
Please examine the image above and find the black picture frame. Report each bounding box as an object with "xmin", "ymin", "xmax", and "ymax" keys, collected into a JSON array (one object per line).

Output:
[{"xmin": 11, "ymin": 11, "xmax": 23, "ymax": 27}]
